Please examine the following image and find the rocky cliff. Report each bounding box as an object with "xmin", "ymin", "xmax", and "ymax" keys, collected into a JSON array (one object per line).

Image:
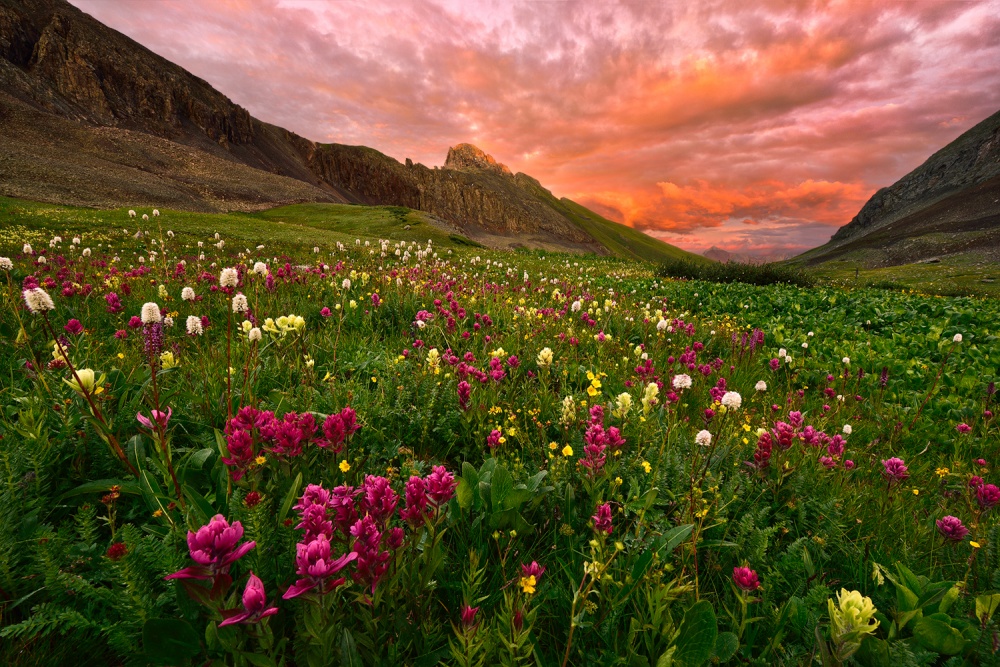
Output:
[
  {"xmin": 0, "ymin": 0, "xmax": 682, "ymax": 255},
  {"xmin": 831, "ymin": 109, "xmax": 1000, "ymax": 243}
]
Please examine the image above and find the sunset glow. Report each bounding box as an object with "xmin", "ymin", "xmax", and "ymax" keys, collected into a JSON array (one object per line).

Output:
[{"xmin": 71, "ymin": 0, "xmax": 1000, "ymax": 255}]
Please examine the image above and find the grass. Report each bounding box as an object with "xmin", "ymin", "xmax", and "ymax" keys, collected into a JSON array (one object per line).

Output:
[
  {"xmin": 808, "ymin": 256, "xmax": 1000, "ymax": 298},
  {"xmin": 0, "ymin": 197, "xmax": 477, "ymax": 253}
]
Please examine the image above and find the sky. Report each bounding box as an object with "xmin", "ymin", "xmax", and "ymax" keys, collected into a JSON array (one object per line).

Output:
[{"xmin": 71, "ymin": 0, "xmax": 1000, "ymax": 256}]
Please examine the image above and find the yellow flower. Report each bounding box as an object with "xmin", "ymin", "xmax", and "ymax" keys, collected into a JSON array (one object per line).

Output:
[
  {"xmin": 971, "ymin": 541, "xmax": 981, "ymax": 548},
  {"xmin": 339, "ymin": 460, "xmax": 351, "ymax": 473},
  {"xmin": 64, "ymin": 368, "xmax": 105, "ymax": 396},
  {"xmin": 562, "ymin": 445, "xmax": 573, "ymax": 457},
  {"xmin": 935, "ymin": 467, "xmax": 950, "ymax": 478},
  {"xmin": 520, "ymin": 575, "xmax": 537, "ymax": 595},
  {"xmin": 548, "ymin": 442, "xmax": 559, "ymax": 451},
  {"xmin": 587, "ymin": 385, "xmax": 599, "ymax": 397},
  {"xmin": 912, "ymin": 489, "xmax": 919, "ymax": 495},
  {"xmin": 641, "ymin": 461, "xmax": 651, "ymax": 474},
  {"xmin": 254, "ymin": 455, "xmax": 266, "ymax": 465}
]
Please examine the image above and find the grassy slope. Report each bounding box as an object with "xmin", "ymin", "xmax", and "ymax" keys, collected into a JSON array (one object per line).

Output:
[
  {"xmin": 807, "ymin": 255, "xmax": 1000, "ymax": 298},
  {"xmin": 514, "ymin": 183, "xmax": 707, "ymax": 265},
  {"xmin": 0, "ymin": 197, "xmax": 480, "ymax": 252},
  {"xmin": 555, "ymin": 198, "xmax": 707, "ymax": 264}
]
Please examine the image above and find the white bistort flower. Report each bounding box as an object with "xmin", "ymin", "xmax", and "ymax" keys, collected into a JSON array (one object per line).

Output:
[
  {"xmin": 182, "ymin": 287, "xmax": 195, "ymax": 301},
  {"xmin": 219, "ymin": 267, "xmax": 239, "ymax": 288},
  {"xmin": 342, "ymin": 278, "xmax": 351, "ymax": 290},
  {"xmin": 232, "ymin": 293, "xmax": 249, "ymax": 313},
  {"xmin": 23, "ymin": 288, "xmax": 55, "ymax": 313},
  {"xmin": 186, "ymin": 316, "xmax": 203, "ymax": 336},
  {"xmin": 672, "ymin": 374, "xmax": 692, "ymax": 390},
  {"xmin": 0, "ymin": 257, "xmax": 12, "ymax": 271},
  {"xmin": 953, "ymin": 333, "xmax": 963, "ymax": 343},
  {"xmin": 140, "ymin": 302, "xmax": 162, "ymax": 324},
  {"xmin": 695, "ymin": 430, "xmax": 712, "ymax": 447},
  {"xmin": 163, "ymin": 316, "xmax": 174, "ymax": 328},
  {"xmin": 721, "ymin": 391, "xmax": 742, "ymax": 410},
  {"xmin": 755, "ymin": 380, "xmax": 767, "ymax": 392},
  {"xmin": 843, "ymin": 424, "xmax": 852, "ymax": 435},
  {"xmin": 248, "ymin": 327, "xmax": 262, "ymax": 342},
  {"xmin": 253, "ymin": 262, "xmax": 268, "ymax": 275}
]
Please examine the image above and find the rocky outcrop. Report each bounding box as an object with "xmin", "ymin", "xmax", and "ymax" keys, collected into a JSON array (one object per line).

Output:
[
  {"xmin": 832, "ymin": 109, "xmax": 1000, "ymax": 242},
  {"xmin": 444, "ymin": 143, "xmax": 513, "ymax": 177}
]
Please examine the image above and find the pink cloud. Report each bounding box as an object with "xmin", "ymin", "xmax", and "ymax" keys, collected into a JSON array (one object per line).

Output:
[{"xmin": 69, "ymin": 0, "xmax": 1000, "ymax": 254}]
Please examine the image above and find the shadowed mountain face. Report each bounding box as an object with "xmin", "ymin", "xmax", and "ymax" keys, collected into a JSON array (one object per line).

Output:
[
  {"xmin": 0, "ymin": 0, "xmax": 698, "ymax": 260},
  {"xmin": 800, "ymin": 109, "xmax": 1000, "ymax": 267}
]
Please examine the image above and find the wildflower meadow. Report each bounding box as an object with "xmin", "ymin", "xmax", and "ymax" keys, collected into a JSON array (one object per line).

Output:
[{"xmin": 0, "ymin": 208, "xmax": 999, "ymax": 666}]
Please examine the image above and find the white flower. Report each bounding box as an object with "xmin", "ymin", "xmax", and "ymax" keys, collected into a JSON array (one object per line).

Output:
[
  {"xmin": 755, "ymin": 380, "xmax": 767, "ymax": 392},
  {"xmin": 0, "ymin": 257, "xmax": 12, "ymax": 271},
  {"xmin": 219, "ymin": 268, "xmax": 238, "ymax": 288},
  {"xmin": 571, "ymin": 300, "xmax": 582, "ymax": 312},
  {"xmin": 656, "ymin": 319, "xmax": 668, "ymax": 331},
  {"xmin": 536, "ymin": 347, "xmax": 554, "ymax": 368},
  {"xmin": 152, "ymin": 209, "xmax": 160, "ymax": 217},
  {"xmin": 128, "ymin": 210, "xmax": 136, "ymax": 218},
  {"xmin": 248, "ymin": 327, "xmax": 262, "ymax": 342},
  {"xmin": 23, "ymin": 288, "xmax": 55, "ymax": 313},
  {"xmin": 140, "ymin": 302, "xmax": 162, "ymax": 324},
  {"xmin": 778, "ymin": 348, "xmax": 786, "ymax": 358},
  {"xmin": 182, "ymin": 287, "xmax": 195, "ymax": 301},
  {"xmin": 614, "ymin": 392, "xmax": 633, "ymax": 417},
  {"xmin": 251, "ymin": 261, "xmax": 267, "ymax": 276},
  {"xmin": 82, "ymin": 248, "xmax": 91, "ymax": 257},
  {"xmin": 842, "ymin": 357, "xmax": 850, "ymax": 365},
  {"xmin": 232, "ymin": 293, "xmax": 249, "ymax": 313},
  {"xmin": 808, "ymin": 331, "xmax": 814, "ymax": 336},
  {"xmin": 843, "ymin": 424, "xmax": 852, "ymax": 435},
  {"xmin": 342, "ymin": 278, "xmax": 351, "ymax": 290},
  {"xmin": 695, "ymin": 430, "xmax": 712, "ymax": 447},
  {"xmin": 953, "ymin": 333, "xmax": 962, "ymax": 343},
  {"xmin": 37, "ymin": 256, "xmax": 47, "ymax": 265},
  {"xmin": 142, "ymin": 214, "xmax": 149, "ymax": 221},
  {"xmin": 802, "ymin": 342, "xmax": 808, "ymax": 349},
  {"xmin": 186, "ymin": 316, "xmax": 203, "ymax": 336},
  {"xmin": 72, "ymin": 237, "xmax": 80, "ymax": 245},
  {"xmin": 163, "ymin": 317, "xmax": 174, "ymax": 328},
  {"xmin": 721, "ymin": 391, "xmax": 742, "ymax": 410},
  {"xmin": 23, "ymin": 243, "xmax": 32, "ymax": 254},
  {"xmin": 672, "ymin": 374, "xmax": 692, "ymax": 390}
]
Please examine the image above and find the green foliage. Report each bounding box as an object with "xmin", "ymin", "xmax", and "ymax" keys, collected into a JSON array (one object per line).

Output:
[{"xmin": 657, "ymin": 258, "xmax": 816, "ymax": 287}]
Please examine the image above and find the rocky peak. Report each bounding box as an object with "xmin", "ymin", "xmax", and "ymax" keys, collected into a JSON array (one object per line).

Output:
[{"xmin": 444, "ymin": 143, "xmax": 512, "ymax": 177}]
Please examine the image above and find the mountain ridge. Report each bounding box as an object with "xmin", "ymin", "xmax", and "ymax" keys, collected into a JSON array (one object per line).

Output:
[{"xmin": 0, "ymin": 0, "xmax": 700, "ymax": 262}]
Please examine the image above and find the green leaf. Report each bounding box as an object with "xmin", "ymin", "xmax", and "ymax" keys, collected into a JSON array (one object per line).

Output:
[
  {"xmin": 712, "ymin": 632, "xmax": 738, "ymax": 662},
  {"xmin": 184, "ymin": 485, "xmax": 217, "ymax": 524},
  {"xmin": 341, "ymin": 628, "xmax": 362, "ymax": 667},
  {"xmin": 502, "ymin": 488, "xmax": 533, "ymax": 510},
  {"xmin": 455, "ymin": 478, "xmax": 473, "ymax": 510},
  {"xmin": 490, "ymin": 465, "xmax": 513, "ymax": 511},
  {"xmin": 912, "ymin": 616, "xmax": 966, "ymax": 655},
  {"xmin": 672, "ymin": 600, "xmax": 717, "ymax": 666},
  {"xmin": 143, "ymin": 618, "xmax": 201, "ymax": 664},
  {"xmin": 661, "ymin": 524, "xmax": 694, "ymax": 554},
  {"xmin": 976, "ymin": 594, "xmax": 1000, "ymax": 623},
  {"xmin": 58, "ymin": 479, "xmax": 138, "ymax": 501},
  {"xmin": 854, "ymin": 636, "xmax": 889, "ymax": 667},
  {"xmin": 278, "ymin": 472, "xmax": 303, "ymax": 524}
]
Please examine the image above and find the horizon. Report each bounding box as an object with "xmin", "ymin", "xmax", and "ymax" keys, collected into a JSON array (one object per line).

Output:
[{"xmin": 70, "ymin": 0, "xmax": 1000, "ymax": 257}]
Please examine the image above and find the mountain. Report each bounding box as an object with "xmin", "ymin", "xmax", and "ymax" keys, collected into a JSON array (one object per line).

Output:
[
  {"xmin": 797, "ymin": 109, "xmax": 1000, "ymax": 266},
  {"xmin": 0, "ymin": 0, "xmax": 700, "ymax": 262}
]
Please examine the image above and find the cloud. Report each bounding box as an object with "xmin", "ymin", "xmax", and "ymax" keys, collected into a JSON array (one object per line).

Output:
[{"xmin": 70, "ymin": 0, "xmax": 1000, "ymax": 254}]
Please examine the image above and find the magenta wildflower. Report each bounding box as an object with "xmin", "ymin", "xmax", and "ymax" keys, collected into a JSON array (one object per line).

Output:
[
  {"xmin": 592, "ymin": 502, "xmax": 613, "ymax": 534},
  {"xmin": 426, "ymin": 466, "xmax": 457, "ymax": 506},
  {"xmin": 219, "ymin": 572, "xmax": 278, "ymax": 627},
  {"xmin": 461, "ymin": 605, "xmax": 480, "ymax": 629},
  {"xmin": 457, "ymin": 380, "xmax": 472, "ymax": 411},
  {"xmin": 733, "ymin": 566, "xmax": 760, "ymax": 591},
  {"xmin": 977, "ymin": 484, "xmax": 1000, "ymax": 510},
  {"xmin": 936, "ymin": 515, "xmax": 969, "ymax": 541},
  {"xmin": 360, "ymin": 475, "xmax": 399, "ymax": 527},
  {"xmin": 400, "ymin": 476, "xmax": 429, "ymax": 526},
  {"xmin": 137, "ymin": 407, "xmax": 172, "ymax": 431},
  {"xmin": 165, "ymin": 515, "xmax": 255, "ymax": 580},
  {"xmin": 957, "ymin": 423, "xmax": 972, "ymax": 434},
  {"xmin": 521, "ymin": 561, "xmax": 546, "ymax": 583},
  {"xmin": 882, "ymin": 457, "xmax": 909, "ymax": 482},
  {"xmin": 64, "ymin": 319, "xmax": 84, "ymax": 335},
  {"xmin": 350, "ymin": 515, "xmax": 391, "ymax": 594},
  {"xmin": 283, "ymin": 534, "xmax": 357, "ymax": 599}
]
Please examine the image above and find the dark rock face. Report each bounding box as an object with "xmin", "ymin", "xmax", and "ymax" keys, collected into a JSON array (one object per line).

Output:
[
  {"xmin": 832, "ymin": 109, "xmax": 1000, "ymax": 242},
  {"xmin": 0, "ymin": 0, "xmax": 611, "ymax": 253}
]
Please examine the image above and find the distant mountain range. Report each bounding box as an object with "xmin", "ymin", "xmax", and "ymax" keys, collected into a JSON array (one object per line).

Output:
[
  {"xmin": 0, "ymin": 0, "xmax": 700, "ymax": 264},
  {"xmin": 798, "ymin": 109, "xmax": 1000, "ymax": 267}
]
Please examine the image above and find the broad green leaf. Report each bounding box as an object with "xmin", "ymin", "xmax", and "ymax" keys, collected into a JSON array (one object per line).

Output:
[
  {"xmin": 976, "ymin": 594, "xmax": 1000, "ymax": 623},
  {"xmin": 491, "ymin": 465, "xmax": 513, "ymax": 511},
  {"xmin": 912, "ymin": 616, "xmax": 966, "ymax": 656},
  {"xmin": 341, "ymin": 628, "xmax": 362, "ymax": 667},
  {"xmin": 278, "ymin": 472, "xmax": 303, "ymax": 524},
  {"xmin": 672, "ymin": 600, "xmax": 717, "ymax": 666}
]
